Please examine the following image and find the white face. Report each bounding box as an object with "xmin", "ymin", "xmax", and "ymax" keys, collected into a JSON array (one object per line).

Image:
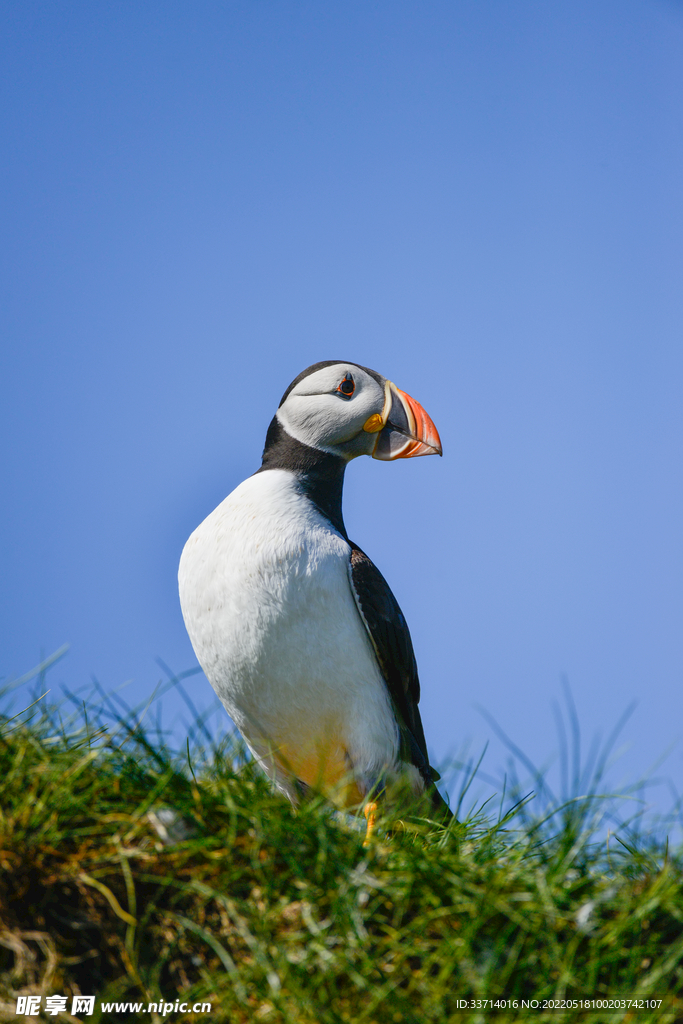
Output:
[{"xmin": 276, "ymin": 363, "xmax": 387, "ymax": 459}]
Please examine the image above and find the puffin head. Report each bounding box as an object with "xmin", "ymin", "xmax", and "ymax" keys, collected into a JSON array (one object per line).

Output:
[{"xmin": 275, "ymin": 361, "xmax": 442, "ymax": 461}]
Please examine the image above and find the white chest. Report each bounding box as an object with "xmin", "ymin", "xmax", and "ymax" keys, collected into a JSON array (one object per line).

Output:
[{"xmin": 178, "ymin": 470, "xmax": 397, "ymax": 789}]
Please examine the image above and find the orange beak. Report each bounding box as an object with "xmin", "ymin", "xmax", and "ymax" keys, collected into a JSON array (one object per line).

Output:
[{"xmin": 367, "ymin": 381, "xmax": 443, "ymax": 461}]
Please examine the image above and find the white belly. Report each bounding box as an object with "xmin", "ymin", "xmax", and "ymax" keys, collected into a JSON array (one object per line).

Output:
[{"xmin": 178, "ymin": 469, "xmax": 399, "ymax": 805}]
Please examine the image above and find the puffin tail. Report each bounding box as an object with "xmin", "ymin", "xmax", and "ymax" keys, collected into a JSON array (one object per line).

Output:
[
  {"xmin": 428, "ymin": 770, "xmax": 455, "ymax": 823},
  {"xmin": 404, "ymin": 729, "xmax": 455, "ymax": 824}
]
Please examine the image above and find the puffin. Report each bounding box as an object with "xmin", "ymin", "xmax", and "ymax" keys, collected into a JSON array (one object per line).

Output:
[{"xmin": 179, "ymin": 361, "xmax": 451, "ymax": 834}]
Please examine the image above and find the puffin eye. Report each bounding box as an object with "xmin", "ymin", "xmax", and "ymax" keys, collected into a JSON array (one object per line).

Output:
[{"xmin": 337, "ymin": 375, "xmax": 355, "ymax": 397}]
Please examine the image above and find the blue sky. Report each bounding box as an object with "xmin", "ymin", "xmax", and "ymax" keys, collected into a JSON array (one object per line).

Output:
[{"xmin": 2, "ymin": 1, "xmax": 682, "ymax": 828}]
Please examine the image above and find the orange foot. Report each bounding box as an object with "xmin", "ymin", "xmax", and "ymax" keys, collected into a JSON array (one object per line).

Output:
[{"xmin": 362, "ymin": 801, "xmax": 379, "ymax": 847}]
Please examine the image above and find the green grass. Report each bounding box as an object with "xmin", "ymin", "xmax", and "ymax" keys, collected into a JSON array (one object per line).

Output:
[{"xmin": 0, "ymin": 660, "xmax": 681, "ymax": 1023}]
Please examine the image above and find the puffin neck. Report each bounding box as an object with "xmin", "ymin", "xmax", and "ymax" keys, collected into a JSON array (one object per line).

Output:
[{"xmin": 256, "ymin": 416, "xmax": 348, "ymax": 538}]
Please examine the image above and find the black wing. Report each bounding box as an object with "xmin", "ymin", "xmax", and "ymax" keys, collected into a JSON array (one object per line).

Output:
[{"xmin": 347, "ymin": 541, "xmax": 439, "ymax": 788}]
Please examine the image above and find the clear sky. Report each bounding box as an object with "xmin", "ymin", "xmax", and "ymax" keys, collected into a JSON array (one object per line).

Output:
[{"xmin": 2, "ymin": 1, "xmax": 682, "ymax": 830}]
